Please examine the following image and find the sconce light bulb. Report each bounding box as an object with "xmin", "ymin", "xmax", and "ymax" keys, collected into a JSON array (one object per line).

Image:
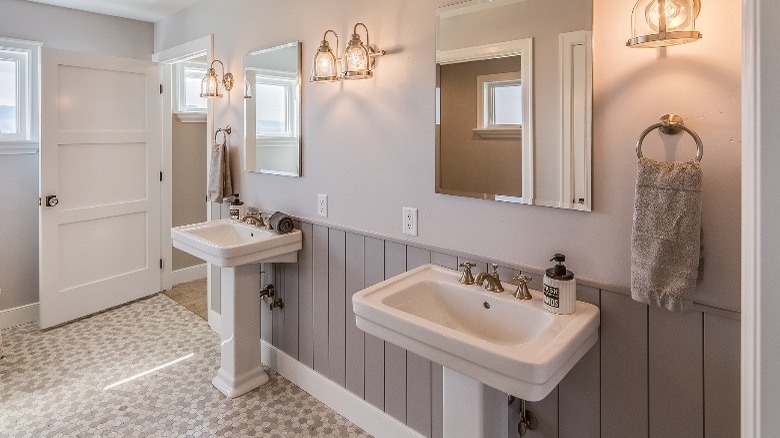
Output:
[{"xmin": 645, "ymin": 0, "xmax": 691, "ymax": 32}]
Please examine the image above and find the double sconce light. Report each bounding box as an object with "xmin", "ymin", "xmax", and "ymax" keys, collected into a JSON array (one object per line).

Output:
[
  {"xmin": 311, "ymin": 23, "xmax": 386, "ymax": 82},
  {"xmin": 627, "ymin": 0, "xmax": 702, "ymax": 48},
  {"xmin": 200, "ymin": 59, "xmax": 234, "ymax": 98}
]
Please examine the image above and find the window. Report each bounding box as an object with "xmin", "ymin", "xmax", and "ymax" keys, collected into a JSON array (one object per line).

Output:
[
  {"xmin": 254, "ymin": 73, "xmax": 298, "ymax": 139},
  {"xmin": 474, "ymin": 71, "xmax": 523, "ymax": 139},
  {"xmin": 0, "ymin": 38, "xmax": 39, "ymax": 148},
  {"xmin": 174, "ymin": 57, "xmax": 207, "ymax": 122}
]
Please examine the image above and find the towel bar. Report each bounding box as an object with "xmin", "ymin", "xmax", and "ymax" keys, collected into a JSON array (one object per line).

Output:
[
  {"xmin": 636, "ymin": 114, "xmax": 703, "ymax": 161},
  {"xmin": 214, "ymin": 125, "xmax": 232, "ymax": 145}
]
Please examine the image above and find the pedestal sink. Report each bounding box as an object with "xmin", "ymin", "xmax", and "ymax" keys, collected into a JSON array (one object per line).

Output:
[
  {"xmin": 352, "ymin": 264, "xmax": 599, "ymax": 437},
  {"xmin": 171, "ymin": 219, "xmax": 302, "ymax": 398}
]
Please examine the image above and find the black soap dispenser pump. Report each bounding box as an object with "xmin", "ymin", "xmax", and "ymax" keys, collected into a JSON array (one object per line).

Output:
[{"xmin": 542, "ymin": 253, "xmax": 576, "ymax": 314}]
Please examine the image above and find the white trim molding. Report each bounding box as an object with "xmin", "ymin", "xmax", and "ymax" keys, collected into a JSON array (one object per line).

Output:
[
  {"xmin": 174, "ymin": 111, "xmax": 206, "ymax": 123},
  {"xmin": 0, "ymin": 140, "xmax": 39, "ymax": 155},
  {"xmin": 0, "ymin": 302, "xmax": 39, "ymax": 329},
  {"xmin": 261, "ymin": 342, "xmax": 425, "ymax": 438},
  {"xmin": 559, "ymin": 30, "xmax": 593, "ymax": 212},
  {"xmin": 172, "ymin": 263, "xmax": 207, "ymax": 286}
]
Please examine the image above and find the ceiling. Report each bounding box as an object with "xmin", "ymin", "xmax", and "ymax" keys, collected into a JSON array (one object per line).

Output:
[{"xmin": 25, "ymin": 0, "xmax": 203, "ymax": 22}]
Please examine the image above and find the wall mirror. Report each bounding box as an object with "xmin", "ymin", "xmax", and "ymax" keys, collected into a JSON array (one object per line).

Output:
[
  {"xmin": 244, "ymin": 41, "xmax": 302, "ymax": 176},
  {"xmin": 436, "ymin": 0, "xmax": 593, "ymax": 210}
]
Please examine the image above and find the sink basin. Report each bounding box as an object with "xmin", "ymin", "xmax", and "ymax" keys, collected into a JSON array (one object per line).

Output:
[
  {"xmin": 171, "ymin": 219, "xmax": 302, "ymax": 267},
  {"xmin": 353, "ymin": 263, "xmax": 599, "ymax": 401}
]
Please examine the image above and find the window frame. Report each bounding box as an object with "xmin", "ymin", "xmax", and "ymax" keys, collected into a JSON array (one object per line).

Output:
[
  {"xmin": 475, "ymin": 71, "xmax": 523, "ymax": 139},
  {"xmin": 173, "ymin": 57, "xmax": 207, "ymax": 123},
  {"xmin": 248, "ymin": 67, "xmax": 299, "ymax": 146},
  {"xmin": 0, "ymin": 37, "xmax": 40, "ymax": 153}
]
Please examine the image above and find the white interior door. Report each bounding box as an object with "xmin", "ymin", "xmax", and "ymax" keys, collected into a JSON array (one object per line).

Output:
[{"xmin": 39, "ymin": 48, "xmax": 161, "ymax": 328}]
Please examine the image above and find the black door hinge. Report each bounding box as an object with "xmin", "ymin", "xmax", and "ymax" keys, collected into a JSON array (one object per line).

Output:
[
  {"xmin": 160, "ymin": 171, "xmax": 163, "ymax": 182},
  {"xmin": 160, "ymin": 258, "xmax": 164, "ymax": 269},
  {"xmin": 159, "ymin": 84, "xmax": 163, "ymax": 94}
]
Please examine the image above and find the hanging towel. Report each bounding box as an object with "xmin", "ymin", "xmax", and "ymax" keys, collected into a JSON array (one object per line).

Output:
[
  {"xmin": 631, "ymin": 157, "xmax": 703, "ymax": 313},
  {"xmin": 207, "ymin": 142, "xmax": 232, "ymax": 203}
]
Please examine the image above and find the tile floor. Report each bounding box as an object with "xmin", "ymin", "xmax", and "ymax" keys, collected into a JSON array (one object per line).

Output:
[{"xmin": 0, "ymin": 294, "xmax": 371, "ymax": 437}]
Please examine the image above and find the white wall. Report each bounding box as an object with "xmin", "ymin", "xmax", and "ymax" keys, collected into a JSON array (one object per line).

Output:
[
  {"xmin": 155, "ymin": 0, "xmax": 741, "ymax": 311},
  {"xmin": 0, "ymin": 0, "xmax": 153, "ymax": 311}
]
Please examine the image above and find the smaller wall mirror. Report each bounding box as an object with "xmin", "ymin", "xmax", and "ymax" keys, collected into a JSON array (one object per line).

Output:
[{"xmin": 244, "ymin": 41, "xmax": 302, "ymax": 176}]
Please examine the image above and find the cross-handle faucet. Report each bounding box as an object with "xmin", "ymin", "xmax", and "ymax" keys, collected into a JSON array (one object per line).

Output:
[
  {"xmin": 240, "ymin": 211, "xmax": 265, "ymax": 228},
  {"xmin": 475, "ymin": 271, "xmax": 504, "ymax": 293},
  {"xmin": 459, "ymin": 262, "xmax": 475, "ymax": 285},
  {"xmin": 512, "ymin": 273, "xmax": 533, "ymax": 300}
]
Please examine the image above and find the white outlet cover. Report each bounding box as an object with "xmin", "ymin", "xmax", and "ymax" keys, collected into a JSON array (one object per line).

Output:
[
  {"xmin": 403, "ymin": 207, "xmax": 418, "ymax": 236},
  {"xmin": 318, "ymin": 194, "xmax": 328, "ymax": 217}
]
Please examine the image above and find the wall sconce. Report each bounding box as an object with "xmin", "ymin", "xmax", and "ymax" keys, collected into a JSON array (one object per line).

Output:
[
  {"xmin": 311, "ymin": 30, "xmax": 340, "ymax": 82},
  {"xmin": 310, "ymin": 23, "xmax": 386, "ymax": 82},
  {"xmin": 243, "ymin": 79, "xmax": 252, "ymax": 99},
  {"xmin": 627, "ymin": 0, "xmax": 702, "ymax": 48},
  {"xmin": 200, "ymin": 59, "xmax": 234, "ymax": 98},
  {"xmin": 342, "ymin": 23, "xmax": 385, "ymax": 79}
]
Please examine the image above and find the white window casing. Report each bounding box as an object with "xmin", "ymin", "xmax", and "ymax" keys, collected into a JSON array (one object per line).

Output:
[{"xmin": 0, "ymin": 37, "xmax": 40, "ymax": 154}]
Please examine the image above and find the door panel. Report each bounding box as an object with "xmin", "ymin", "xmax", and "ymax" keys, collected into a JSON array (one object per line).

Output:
[{"xmin": 40, "ymin": 48, "xmax": 161, "ymax": 328}]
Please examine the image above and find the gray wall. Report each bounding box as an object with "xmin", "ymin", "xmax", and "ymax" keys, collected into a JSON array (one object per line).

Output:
[
  {"xmin": 0, "ymin": 0, "xmax": 154, "ymax": 311},
  {"xmin": 172, "ymin": 116, "xmax": 207, "ymax": 271},
  {"xmin": 154, "ymin": 0, "xmax": 741, "ymax": 312},
  {"xmin": 267, "ymin": 220, "xmax": 740, "ymax": 438}
]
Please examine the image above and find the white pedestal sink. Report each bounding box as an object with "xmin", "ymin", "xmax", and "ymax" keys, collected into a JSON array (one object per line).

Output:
[
  {"xmin": 171, "ymin": 219, "xmax": 302, "ymax": 398},
  {"xmin": 352, "ymin": 264, "xmax": 599, "ymax": 437}
]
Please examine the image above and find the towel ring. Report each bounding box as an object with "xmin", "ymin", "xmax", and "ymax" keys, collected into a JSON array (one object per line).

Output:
[
  {"xmin": 636, "ymin": 114, "xmax": 703, "ymax": 161},
  {"xmin": 214, "ymin": 125, "xmax": 232, "ymax": 145}
]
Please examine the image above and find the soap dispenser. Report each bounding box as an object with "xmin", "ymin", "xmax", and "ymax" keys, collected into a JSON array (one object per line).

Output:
[
  {"xmin": 542, "ymin": 253, "xmax": 576, "ymax": 314},
  {"xmin": 229, "ymin": 194, "xmax": 245, "ymax": 221}
]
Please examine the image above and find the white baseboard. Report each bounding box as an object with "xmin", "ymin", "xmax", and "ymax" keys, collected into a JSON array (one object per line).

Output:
[
  {"xmin": 261, "ymin": 341, "xmax": 424, "ymax": 438},
  {"xmin": 0, "ymin": 302, "xmax": 39, "ymax": 329},
  {"xmin": 208, "ymin": 309, "xmax": 221, "ymax": 335},
  {"xmin": 172, "ymin": 263, "xmax": 207, "ymax": 286}
]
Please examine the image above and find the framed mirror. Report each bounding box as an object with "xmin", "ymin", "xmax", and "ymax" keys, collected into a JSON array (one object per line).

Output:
[
  {"xmin": 244, "ymin": 41, "xmax": 302, "ymax": 176},
  {"xmin": 436, "ymin": 0, "xmax": 593, "ymax": 211}
]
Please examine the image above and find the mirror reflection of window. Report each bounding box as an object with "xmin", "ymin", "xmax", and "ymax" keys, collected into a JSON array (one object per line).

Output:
[
  {"xmin": 255, "ymin": 81, "xmax": 288, "ymax": 135},
  {"xmin": 0, "ymin": 58, "xmax": 17, "ymax": 135},
  {"xmin": 489, "ymin": 81, "xmax": 522, "ymax": 126}
]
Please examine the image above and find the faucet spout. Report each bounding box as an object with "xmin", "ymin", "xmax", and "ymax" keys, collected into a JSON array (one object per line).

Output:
[{"xmin": 475, "ymin": 272, "xmax": 504, "ymax": 293}]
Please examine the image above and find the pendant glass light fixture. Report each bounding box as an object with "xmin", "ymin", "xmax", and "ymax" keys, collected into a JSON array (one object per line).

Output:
[
  {"xmin": 627, "ymin": 0, "xmax": 702, "ymax": 48},
  {"xmin": 200, "ymin": 59, "xmax": 234, "ymax": 98},
  {"xmin": 311, "ymin": 30, "xmax": 340, "ymax": 82}
]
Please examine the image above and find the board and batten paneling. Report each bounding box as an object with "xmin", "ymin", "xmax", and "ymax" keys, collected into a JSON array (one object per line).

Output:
[{"xmin": 269, "ymin": 221, "xmax": 740, "ymax": 437}]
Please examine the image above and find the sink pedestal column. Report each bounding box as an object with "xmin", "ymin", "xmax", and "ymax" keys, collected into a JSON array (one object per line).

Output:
[
  {"xmin": 212, "ymin": 263, "xmax": 269, "ymax": 398},
  {"xmin": 443, "ymin": 367, "xmax": 508, "ymax": 438}
]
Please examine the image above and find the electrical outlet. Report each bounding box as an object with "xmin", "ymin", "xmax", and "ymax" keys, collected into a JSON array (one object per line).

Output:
[
  {"xmin": 403, "ymin": 207, "xmax": 418, "ymax": 236},
  {"xmin": 317, "ymin": 194, "xmax": 328, "ymax": 217}
]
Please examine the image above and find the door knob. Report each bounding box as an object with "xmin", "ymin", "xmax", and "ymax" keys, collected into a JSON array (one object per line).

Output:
[{"xmin": 43, "ymin": 195, "xmax": 58, "ymax": 207}]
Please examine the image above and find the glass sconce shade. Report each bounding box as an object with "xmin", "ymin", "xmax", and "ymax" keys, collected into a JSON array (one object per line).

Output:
[
  {"xmin": 342, "ymin": 23, "xmax": 374, "ymax": 79},
  {"xmin": 628, "ymin": 0, "xmax": 701, "ymax": 47},
  {"xmin": 200, "ymin": 60, "xmax": 234, "ymax": 98},
  {"xmin": 201, "ymin": 67, "xmax": 221, "ymax": 98},
  {"xmin": 244, "ymin": 79, "xmax": 252, "ymax": 99},
  {"xmin": 311, "ymin": 31, "xmax": 340, "ymax": 82}
]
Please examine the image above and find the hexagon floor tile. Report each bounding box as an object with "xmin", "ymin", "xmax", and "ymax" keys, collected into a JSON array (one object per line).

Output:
[{"xmin": 0, "ymin": 294, "xmax": 371, "ymax": 438}]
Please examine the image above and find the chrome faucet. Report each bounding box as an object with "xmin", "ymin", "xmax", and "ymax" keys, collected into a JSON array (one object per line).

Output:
[{"xmin": 240, "ymin": 212, "xmax": 264, "ymax": 227}]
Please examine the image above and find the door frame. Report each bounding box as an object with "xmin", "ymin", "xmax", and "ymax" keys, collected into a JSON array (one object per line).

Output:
[{"xmin": 153, "ymin": 35, "xmax": 220, "ymax": 333}]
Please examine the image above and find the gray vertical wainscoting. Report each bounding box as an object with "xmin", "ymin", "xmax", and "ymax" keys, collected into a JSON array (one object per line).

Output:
[{"xmin": 263, "ymin": 221, "xmax": 740, "ymax": 438}]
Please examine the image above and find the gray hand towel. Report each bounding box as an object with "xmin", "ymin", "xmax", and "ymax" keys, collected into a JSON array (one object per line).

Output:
[
  {"xmin": 207, "ymin": 142, "xmax": 232, "ymax": 203},
  {"xmin": 631, "ymin": 157, "xmax": 703, "ymax": 313},
  {"xmin": 269, "ymin": 211, "xmax": 295, "ymax": 234}
]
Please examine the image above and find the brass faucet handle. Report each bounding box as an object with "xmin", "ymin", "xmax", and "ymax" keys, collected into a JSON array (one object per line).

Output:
[
  {"xmin": 459, "ymin": 262, "xmax": 475, "ymax": 285},
  {"xmin": 491, "ymin": 263, "xmax": 500, "ymax": 280},
  {"xmin": 512, "ymin": 273, "xmax": 533, "ymax": 300},
  {"xmin": 512, "ymin": 273, "xmax": 532, "ymax": 284}
]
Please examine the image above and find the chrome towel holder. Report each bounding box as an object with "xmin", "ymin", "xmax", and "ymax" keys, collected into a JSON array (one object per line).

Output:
[
  {"xmin": 214, "ymin": 125, "xmax": 231, "ymax": 145},
  {"xmin": 636, "ymin": 114, "xmax": 703, "ymax": 161}
]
